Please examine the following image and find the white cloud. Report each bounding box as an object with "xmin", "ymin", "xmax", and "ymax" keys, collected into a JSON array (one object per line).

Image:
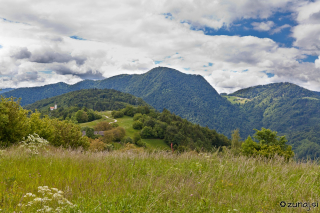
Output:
[
  {"xmin": 271, "ymin": 24, "xmax": 291, "ymax": 34},
  {"xmin": 292, "ymin": 1, "xmax": 320, "ymax": 54},
  {"xmin": 252, "ymin": 21, "xmax": 275, "ymax": 31},
  {"xmin": 0, "ymin": 0, "xmax": 319, "ymax": 93},
  {"xmin": 315, "ymin": 56, "xmax": 320, "ymax": 68}
]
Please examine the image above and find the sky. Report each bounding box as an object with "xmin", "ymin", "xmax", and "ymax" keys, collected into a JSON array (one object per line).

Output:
[{"xmin": 0, "ymin": 0, "xmax": 320, "ymax": 93}]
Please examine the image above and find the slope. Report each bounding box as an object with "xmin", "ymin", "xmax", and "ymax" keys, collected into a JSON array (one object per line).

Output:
[
  {"xmin": 24, "ymin": 89, "xmax": 148, "ymax": 112},
  {"xmin": 0, "ymin": 88, "xmax": 14, "ymax": 94},
  {"xmin": 229, "ymin": 82, "xmax": 320, "ymax": 158},
  {"xmin": 3, "ymin": 67, "xmax": 249, "ymax": 137}
]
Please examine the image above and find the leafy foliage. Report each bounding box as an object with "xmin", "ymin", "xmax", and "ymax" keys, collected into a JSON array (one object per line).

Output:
[
  {"xmin": 229, "ymin": 82, "xmax": 320, "ymax": 159},
  {"xmin": 3, "ymin": 68, "xmax": 320, "ymax": 158},
  {"xmin": 241, "ymin": 128, "xmax": 294, "ymax": 160},
  {"xmin": 0, "ymin": 96, "xmax": 89, "ymax": 149},
  {"xmin": 3, "ymin": 68, "xmax": 248, "ymax": 138},
  {"xmin": 113, "ymin": 106, "xmax": 230, "ymax": 151},
  {"xmin": 23, "ymin": 88, "xmax": 148, "ymax": 112}
]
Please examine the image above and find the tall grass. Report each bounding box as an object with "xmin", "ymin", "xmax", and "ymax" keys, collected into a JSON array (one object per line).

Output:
[{"xmin": 1, "ymin": 146, "xmax": 320, "ymax": 212}]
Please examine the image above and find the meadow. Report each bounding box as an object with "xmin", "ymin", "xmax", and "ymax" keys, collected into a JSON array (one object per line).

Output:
[
  {"xmin": 1, "ymin": 146, "xmax": 320, "ymax": 212},
  {"xmin": 79, "ymin": 111, "xmax": 169, "ymax": 150}
]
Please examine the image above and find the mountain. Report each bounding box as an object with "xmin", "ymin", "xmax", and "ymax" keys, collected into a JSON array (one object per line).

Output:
[
  {"xmin": 3, "ymin": 67, "xmax": 320, "ymax": 158},
  {"xmin": 229, "ymin": 82, "xmax": 320, "ymax": 158},
  {"xmin": 3, "ymin": 67, "xmax": 249, "ymax": 137},
  {"xmin": 0, "ymin": 88, "xmax": 14, "ymax": 94},
  {"xmin": 24, "ymin": 88, "xmax": 149, "ymax": 112}
]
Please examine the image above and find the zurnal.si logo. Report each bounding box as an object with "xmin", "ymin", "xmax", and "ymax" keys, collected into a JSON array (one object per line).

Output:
[{"xmin": 280, "ymin": 201, "xmax": 318, "ymax": 211}]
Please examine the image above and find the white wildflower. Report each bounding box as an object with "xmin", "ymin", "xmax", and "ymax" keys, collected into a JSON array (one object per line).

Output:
[
  {"xmin": 58, "ymin": 200, "xmax": 65, "ymax": 205},
  {"xmin": 34, "ymin": 198, "xmax": 43, "ymax": 203},
  {"xmin": 51, "ymin": 188, "xmax": 58, "ymax": 192},
  {"xmin": 24, "ymin": 193, "xmax": 36, "ymax": 198},
  {"xmin": 20, "ymin": 133, "xmax": 49, "ymax": 155}
]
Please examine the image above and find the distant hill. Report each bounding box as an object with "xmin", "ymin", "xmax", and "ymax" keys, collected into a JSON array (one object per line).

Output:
[
  {"xmin": 229, "ymin": 82, "xmax": 320, "ymax": 158},
  {"xmin": 24, "ymin": 89, "xmax": 149, "ymax": 112},
  {"xmin": 3, "ymin": 67, "xmax": 320, "ymax": 158},
  {"xmin": 3, "ymin": 67, "xmax": 248, "ymax": 137},
  {"xmin": 0, "ymin": 88, "xmax": 14, "ymax": 94}
]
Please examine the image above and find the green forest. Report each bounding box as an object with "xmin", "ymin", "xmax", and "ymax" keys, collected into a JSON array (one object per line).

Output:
[{"xmin": 2, "ymin": 67, "xmax": 320, "ymax": 158}]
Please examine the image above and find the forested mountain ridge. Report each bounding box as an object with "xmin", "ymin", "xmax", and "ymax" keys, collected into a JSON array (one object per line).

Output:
[
  {"xmin": 2, "ymin": 67, "xmax": 250, "ymax": 137},
  {"xmin": 3, "ymin": 67, "xmax": 320, "ymax": 158},
  {"xmin": 0, "ymin": 88, "xmax": 14, "ymax": 94},
  {"xmin": 24, "ymin": 89, "xmax": 149, "ymax": 112},
  {"xmin": 229, "ymin": 82, "xmax": 320, "ymax": 158}
]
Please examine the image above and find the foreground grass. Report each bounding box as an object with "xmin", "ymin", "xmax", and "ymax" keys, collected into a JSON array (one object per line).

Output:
[{"xmin": 1, "ymin": 147, "xmax": 320, "ymax": 212}]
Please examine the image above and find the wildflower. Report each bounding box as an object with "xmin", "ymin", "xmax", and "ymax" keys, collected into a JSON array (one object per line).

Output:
[
  {"xmin": 24, "ymin": 193, "xmax": 36, "ymax": 198},
  {"xmin": 51, "ymin": 188, "xmax": 59, "ymax": 192},
  {"xmin": 34, "ymin": 198, "xmax": 43, "ymax": 203},
  {"xmin": 190, "ymin": 194, "xmax": 193, "ymax": 196}
]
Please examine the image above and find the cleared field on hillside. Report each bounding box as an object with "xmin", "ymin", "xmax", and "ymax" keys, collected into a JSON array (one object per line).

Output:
[
  {"xmin": 80, "ymin": 111, "xmax": 169, "ymax": 150},
  {"xmin": 222, "ymin": 95, "xmax": 250, "ymax": 105},
  {"xmin": 1, "ymin": 147, "xmax": 319, "ymax": 212}
]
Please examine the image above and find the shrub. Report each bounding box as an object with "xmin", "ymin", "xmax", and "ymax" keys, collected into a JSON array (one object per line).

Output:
[
  {"xmin": 133, "ymin": 113, "xmax": 142, "ymax": 121},
  {"xmin": 132, "ymin": 120, "xmax": 143, "ymax": 130},
  {"xmin": 89, "ymin": 138, "xmax": 105, "ymax": 152},
  {"xmin": 133, "ymin": 132, "xmax": 141, "ymax": 144},
  {"xmin": 94, "ymin": 121, "xmax": 112, "ymax": 131},
  {"xmin": 144, "ymin": 119, "xmax": 155, "ymax": 128},
  {"xmin": 135, "ymin": 140, "xmax": 146, "ymax": 147},
  {"xmin": 125, "ymin": 137, "xmax": 133, "ymax": 143},
  {"xmin": 0, "ymin": 96, "xmax": 29, "ymax": 147},
  {"xmin": 241, "ymin": 128, "xmax": 294, "ymax": 160},
  {"xmin": 112, "ymin": 127, "xmax": 126, "ymax": 141},
  {"xmin": 140, "ymin": 126, "xmax": 153, "ymax": 139},
  {"xmin": 50, "ymin": 119, "xmax": 90, "ymax": 149},
  {"xmin": 111, "ymin": 123, "xmax": 119, "ymax": 128},
  {"xmin": 103, "ymin": 127, "xmax": 126, "ymax": 142},
  {"xmin": 75, "ymin": 110, "xmax": 88, "ymax": 123},
  {"xmin": 111, "ymin": 111, "xmax": 124, "ymax": 118}
]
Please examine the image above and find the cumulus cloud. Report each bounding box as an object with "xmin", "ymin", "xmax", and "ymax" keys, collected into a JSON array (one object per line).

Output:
[
  {"xmin": 11, "ymin": 47, "xmax": 31, "ymax": 59},
  {"xmin": 252, "ymin": 21, "xmax": 275, "ymax": 31},
  {"xmin": 29, "ymin": 48, "xmax": 86, "ymax": 65},
  {"xmin": 0, "ymin": 0, "xmax": 319, "ymax": 93},
  {"xmin": 271, "ymin": 24, "xmax": 291, "ymax": 34},
  {"xmin": 315, "ymin": 56, "xmax": 320, "ymax": 68},
  {"xmin": 292, "ymin": 1, "xmax": 320, "ymax": 54}
]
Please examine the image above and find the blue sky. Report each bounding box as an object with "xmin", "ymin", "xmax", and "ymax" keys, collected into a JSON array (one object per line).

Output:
[{"xmin": 0, "ymin": 0, "xmax": 319, "ymax": 93}]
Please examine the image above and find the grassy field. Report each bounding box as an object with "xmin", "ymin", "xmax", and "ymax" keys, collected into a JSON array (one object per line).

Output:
[
  {"xmin": 1, "ymin": 147, "xmax": 320, "ymax": 212},
  {"xmin": 222, "ymin": 95, "xmax": 251, "ymax": 105},
  {"xmin": 80, "ymin": 111, "xmax": 170, "ymax": 150}
]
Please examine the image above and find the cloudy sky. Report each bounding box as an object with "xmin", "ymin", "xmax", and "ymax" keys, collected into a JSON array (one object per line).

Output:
[{"xmin": 0, "ymin": 0, "xmax": 320, "ymax": 93}]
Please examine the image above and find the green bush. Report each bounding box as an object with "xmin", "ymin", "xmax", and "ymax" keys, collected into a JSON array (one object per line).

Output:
[
  {"xmin": 111, "ymin": 111, "xmax": 124, "ymax": 118},
  {"xmin": 133, "ymin": 113, "xmax": 142, "ymax": 121},
  {"xmin": 0, "ymin": 96, "xmax": 29, "ymax": 147},
  {"xmin": 132, "ymin": 120, "xmax": 143, "ymax": 130},
  {"xmin": 75, "ymin": 110, "xmax": 88, "ymax": 123},
  {"xmin": 140, "ymin": 126, "xmax": 153, "ymax": 139},
  {"xmin": 241, "ymin": 128, "xmax": 294, "ymax": 160}
]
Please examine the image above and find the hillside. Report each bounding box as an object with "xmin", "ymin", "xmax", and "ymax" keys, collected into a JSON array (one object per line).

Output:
[
  {"xmin": 3, "ymin": 67, "xmax": 249, "ymax": 137},
  {"xmin": 24, "ymin": 89, "xmax": 148, "ymax": 112},
  {"xmin": 0, "ymin": 88, "xmax": 14, "ymax": 94},
  {"xmin": 3, "ymin": 67, "xmax": 320, "ymax": 158},
  {"xmin": 229, "ymin": 82, "xmax": 320, "ymax": 158}
]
